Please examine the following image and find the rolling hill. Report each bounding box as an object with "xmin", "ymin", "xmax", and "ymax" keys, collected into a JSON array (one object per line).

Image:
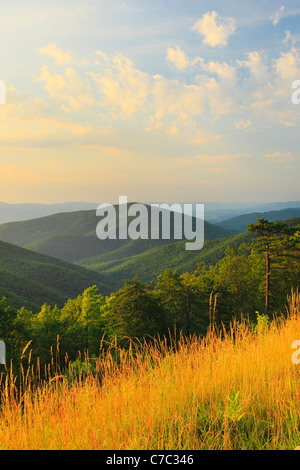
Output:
[
  {"xmin": 0, "ymin": 240, "xmax": 115, "ymax": 312},
  {"xmin": 77, "ymin": 232, "xmax": 255, "ymax": 283},
  {"xmin": 1, "ymin": 200, "xmax": 300, "ymax": 224},
  {"xmin": 0, "ymin": 205, "xmax": 298, "ymax": 296},
  {"xmin": 77, "ymin": 215, "xmax": 300, "ymax": 283},
  {"xmin": 0, "ymin": 205, "xmax": 237, "ymax": 265},
  {"xmin": 0, "ymin": 201, "xmax": 99, "ymax": 224}
]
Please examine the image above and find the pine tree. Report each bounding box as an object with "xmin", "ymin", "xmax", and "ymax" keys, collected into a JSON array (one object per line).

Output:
[{"xmin": 247, "ymin": 218, "xmax": 300, "ymax": 316}]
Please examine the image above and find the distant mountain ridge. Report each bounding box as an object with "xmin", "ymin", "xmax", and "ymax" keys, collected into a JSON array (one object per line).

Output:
[
  {"xmin": 0, "ymin": 202, "xmax": 99, "ymax": 224},
  {"xmin": 218, "ymin": 208, "xmax": 300, "ymax": 232},
  {"xmin": 0, "ymin": 205, "xmax": 236, "ymax": 266},
  {"xmin": 1, "ymin": 200, "xmax": 300, "ymax": 224}
]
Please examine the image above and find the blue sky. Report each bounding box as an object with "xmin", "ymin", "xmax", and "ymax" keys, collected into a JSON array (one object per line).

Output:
[{"xmin": 0, "ymin": 1, "xmax": 300, "ymax": 204}]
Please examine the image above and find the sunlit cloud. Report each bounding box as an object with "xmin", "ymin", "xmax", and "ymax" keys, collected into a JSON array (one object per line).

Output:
[
  {"xmin": 192, "ymin": 11, "xmax": 236, "ymax": 47},
  {"xmin": 166, "ymin": 46, "xmax": 189, "ymax": 70},
  {"xmin": 265, "ymin": 152, "xmax": 292, "ymax": 158},
  {"xmin": 196, "ymin": 153, "xmax": 248, "ymax": 162},
  {"xmin": 39, "ymin": 43, "xmax": 73, "ymax": 66},
  {"xmin": 1, "ymin": 1, "xmax": 299, "ymax": 204},
  {"xmin": 235, "ymin": 120, "xmax": 251, "ymax": 129},
  {"xmin": 36, "ymin": 65, "xmax": 95, "ymax": 111},
  {"xmin": 272, "ymin": 5, "xmax": 285, "ymax": 26}
]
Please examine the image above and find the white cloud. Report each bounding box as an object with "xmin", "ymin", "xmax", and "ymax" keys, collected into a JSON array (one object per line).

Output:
[
  {"xmin": 200, "ymin": 59, "xmax": 237, "ymax": 83},
  {"xmin": 39, "ymin": 43, "xmax": 72, "ymax": 66},
  {"xmin": 238, "ymin": 51, "xmax": 270, "ymax": 84},
  {"xmin": 272, "ymin": 5, "xmax": 285, "ymax": 26},
  {"xmin": 36, "ymin": 65, "xmax": 95, "ymax": 111},
  {"xmin": 166, "ymin": 46, "xmax": 189, "ymax": 70},
  {"xmin": 89, "ymin": 51, "xmax": 208, "ymax": 128},
  {"xmin": 196, "ymin": 153, "xmax": 247, "ymax": 162},
  {"xmin": 235, "ymin": 120, "xmax": 251, "ymax": 129},
  {"xmin": 265, "ymin": 151, "xmax": 292, "ymax": 158},
  {"xmin": 192, "ymin": 11, "xmax": 236, "ymax": 47},
  {"xmin": 283, "ymin": 30, "xmax": 296, "ymax": 46},
  {"xmin": 274, "ymin": 50, "xmax": 299, "ymax": 81}
]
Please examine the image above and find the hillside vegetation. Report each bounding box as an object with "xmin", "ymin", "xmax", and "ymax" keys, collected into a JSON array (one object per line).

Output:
[
  {"xmin": 79, "ymin": 232, "xmax": 254, "ymax": 283},
  {"xmin": 0, "ymin": 240, "xmax": 114, "ymax": 311},
  {"xmin": 0, "ymin": 206, "xmax": 236, "ymax": 265},
  {"xmin": 1, "ymin": 292, "xmax": 300, "ymax": 450}
]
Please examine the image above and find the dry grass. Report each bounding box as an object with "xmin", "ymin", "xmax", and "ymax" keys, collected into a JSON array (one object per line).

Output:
[{"xmin": 1, "ymin": 292, "xmax": 300, "ymax": 450}]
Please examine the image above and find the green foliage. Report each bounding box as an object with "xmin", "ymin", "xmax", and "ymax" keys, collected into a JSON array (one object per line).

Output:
[
  {"xmin": 254, "ymin": 311, "xmax": 270, "ymax": 335},
  {"xmin": 0, "ymin": 216, "xmax": 299, "ymax": 374},
  {"xmin": 208, "ymin": 246, "xmax": 265, "ymax": 324},
  {"xmin": 224, "ymin": 391, "xmax": 246, "ymax": 423},
  {"xmin": 0, "ymin": 239, "xmax": 113, "ymax": 312},
  {"xmin": 247, "ymin": 217, "xmax": 300, "ymax": 315},
  {"xmin": 101, "ymin": 277, "xmax": 168, "ymax": 347}
]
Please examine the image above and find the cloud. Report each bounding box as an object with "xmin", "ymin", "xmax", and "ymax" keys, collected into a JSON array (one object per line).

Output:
[
  {"xmin": 4, "ymin": 41, "xmax": 299, "ymax": 160},
  {"xmin": 235, "ymin": 120, "xmax": 251, "ymax": 129},
  {"xmin": 196, "ymin": 153, "xmax": 247, "ymax": 162},
  {"xmin": 283, "ymin": 30, "xmax": 296, "ymax": 46},
  {"xmin": 265, "ymin": 151, "xmax": 292, "ymax": 158},
  {"xmin": 208, "ymin": 167, "xmax": 227, "ymax": 172},
  {"xmin": 272, "ymin": 5, "xmax": 285, "ymax": 26},
  {"xmin": 192, "ymin": 11, "xmax": 236, "ymax": 47},
  {"xmin": 238, "ymin": 51, "xmax": 270, "ymax": 84},
  {"xmin": 36, "ymin": 65, "xmax": 95, "ymax": 111},
  {"xmin": 201, "ymin": 60, "xmax": 236, "ymax": 82},
  {"xmin": 274, "ymin": 50, "xmax": 299, "ymax": 81},
  {"xmin": 89, "ymin": 51, "xmax": 208, "ymax": 128},
  {"xmin": 39, "ymin": 43, "xmax": 72, "ymax": 65},
  {"xmin": 89, "ymin": 56, "xmax": 153, "ymax": 118},
  {"xmin": 166, "ymin": 46, "xmax": 189, "ymax": 70},
  {"xmin": 0, "ymin": 118, "xmax": 94, "ymax": 148}
]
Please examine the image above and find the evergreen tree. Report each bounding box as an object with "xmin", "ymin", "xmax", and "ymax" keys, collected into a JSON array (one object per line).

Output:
[{"xmin": 247, "ymin": 218, "xmax": 300, "ymax": 315}]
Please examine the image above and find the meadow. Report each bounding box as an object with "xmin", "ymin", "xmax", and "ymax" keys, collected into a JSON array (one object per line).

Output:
[{"xmin": 1, "ymin": 291, "xmax": 300, "ymax": 450}]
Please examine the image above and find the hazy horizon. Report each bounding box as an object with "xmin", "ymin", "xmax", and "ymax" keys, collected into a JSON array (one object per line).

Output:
[{"xmin": 1, "ymin": 199, "xmax": 300, "ymax": 206}]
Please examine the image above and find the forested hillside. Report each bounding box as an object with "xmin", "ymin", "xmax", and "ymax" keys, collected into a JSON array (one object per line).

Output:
[
  {"xmin": 0, "ymin": 240, "xmax": 114, "ymax": 311},
  {"xmin": 0, "ymin": 206, "xmax": 236, "ymax": 265},
  {"xmin": 79, "ymin": 232, "xmax": 254, "ymax": 283}
]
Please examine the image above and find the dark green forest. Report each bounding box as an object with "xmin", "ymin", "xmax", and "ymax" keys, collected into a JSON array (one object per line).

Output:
[{"xmin": 1, "ymin": 217, "xmax": 299, "ymax": 373}]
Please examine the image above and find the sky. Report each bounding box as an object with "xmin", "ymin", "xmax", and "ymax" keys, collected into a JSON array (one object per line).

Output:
[{"xmin": 0, "ymin": 0, "xmax": 300, "ymax": 205}]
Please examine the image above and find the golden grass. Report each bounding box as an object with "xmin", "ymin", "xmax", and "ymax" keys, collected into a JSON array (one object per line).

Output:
[{"xmin": 1, "ymin": 292, "xmax": 300, "ymax": 450}]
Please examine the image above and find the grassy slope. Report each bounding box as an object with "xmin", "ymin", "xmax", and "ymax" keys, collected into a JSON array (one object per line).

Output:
[
  {"xmin": 1, "ymin": 293, "xmax": 300, "ymax": 450},
  {"xmin": 0, "ymin": 240, "xmax": 115, "ymax": 311}
]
